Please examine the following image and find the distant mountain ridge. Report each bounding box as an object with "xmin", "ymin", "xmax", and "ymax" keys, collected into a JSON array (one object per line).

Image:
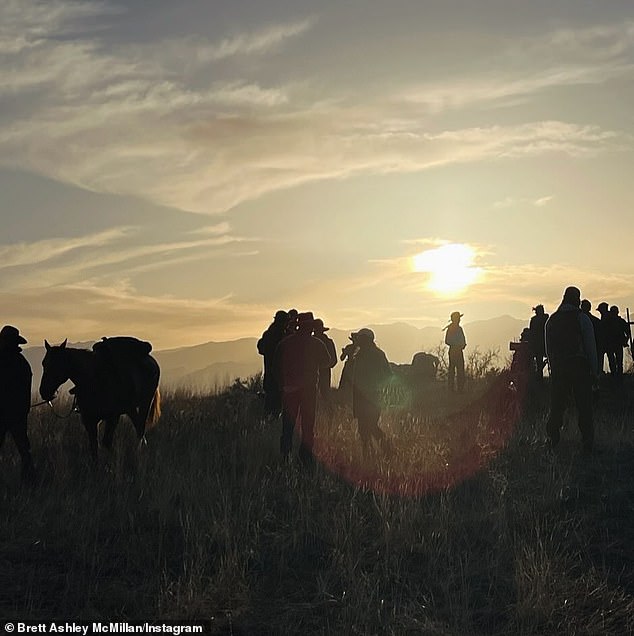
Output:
[{"xmin": 23, "ymin": 316, "xmax": 527, "ymax": 393}]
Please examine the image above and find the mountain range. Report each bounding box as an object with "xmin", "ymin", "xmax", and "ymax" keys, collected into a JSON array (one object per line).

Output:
[{"xmin": 23, "ymin": 316, "xmax": 527, "ymax": 393}]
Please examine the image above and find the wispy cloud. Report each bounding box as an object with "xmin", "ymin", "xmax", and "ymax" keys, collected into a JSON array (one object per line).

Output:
[
  {"xmin": 399, "ymin": 64, "xmax": 634, "ymax": 113},
  {"xmin": 534, "ymin": 195, "xmax": 554, "ymax": 207},
  {"xmin": 493, "ymin": 195, "xmax": 554, "ymax": 209},
  {"xmin": 196, "ymin": 17, "xmax": 316, "ymax": 62},
  {"xmin": 0, "ymin": 283, "xmax": 267, "ymax": 349},
  {"xmin": 0, "ymin": 2, "xmax": 630, "ymax": 218},
  {"xmin": 0, "ymin": 224, "xmax": 249, "ymax": 289},
  {"xmin": 0, "ymin": 227, "xmax": 134, "ymax": 268},
  {"xmin": 520, "ymin": 21, "xmax": 634, "ymax": 63}
]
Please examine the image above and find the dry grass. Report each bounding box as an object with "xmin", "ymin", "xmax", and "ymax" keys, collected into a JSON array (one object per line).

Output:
[{"xmin": 1, "ymin": 370, "xmax": 634, "ymax": 635}]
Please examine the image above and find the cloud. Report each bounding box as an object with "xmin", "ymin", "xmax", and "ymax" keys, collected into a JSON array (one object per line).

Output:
[
  {"xmin": 0, "ymin": 227, "xmax": 134, "ymax": 268},
  {"xmin": 533, "ymin": 195, "xmax": 553, "ymax": 207},
  {"xmin": 195, "ymin": 17, "xmax": 316, "ymax": 62},
  {"xmin": 358, "ymin": 242, "xmax": 634, "ymax": 327},
  {"xmin": 521, "ymin": 21, "xmax": 634, "ymax": 63},
  {"xmin": 0, "ymin": 3, "xmax": 630, "ymax": 218},
  {"xmin": 493, "ymin": 195, "xmax": 554, "ymax": 209},
  {"xmin": 399, "ymin": 64, "xmax": 634, "ymax": 114},
  {"xmin": 0, "ymin": 283, "xmax": 267, "ymax": 349},
  {"xmin": 479, "ymin": 263, "xmax": 634, "ymax": 312},
  {"xmin": 0, "ymin": 224, "xmax": 249, "ymax": 289}
]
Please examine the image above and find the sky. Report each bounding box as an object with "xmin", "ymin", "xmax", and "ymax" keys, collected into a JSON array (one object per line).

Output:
[{"xmin": 1, "ymin": 0, "xmax": 634, "ymax": 349}]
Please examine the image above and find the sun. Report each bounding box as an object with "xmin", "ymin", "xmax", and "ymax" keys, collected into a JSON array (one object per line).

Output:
[{"xmin": 411, "ymin": 243, "xmax": 482, "ymax": 295}]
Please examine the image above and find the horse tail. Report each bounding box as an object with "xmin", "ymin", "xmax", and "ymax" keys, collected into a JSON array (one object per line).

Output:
[{"xmin": 145, "ymin": 388, "xmax": 161, "ymax": 430}]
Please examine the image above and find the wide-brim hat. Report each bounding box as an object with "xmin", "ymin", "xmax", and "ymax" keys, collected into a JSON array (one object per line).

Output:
[
  {"xmin": 355, "ymin": 327, "xmax": 375, "ymax": 342},
  {"xmin": 313, "ymin": 318, "xmax": 329, "ymax": 331},
  {"xmin": 296, "ymin": 312, "xmax": 315, "ymax": 329},
  {"xmin": 0, "ymin": 325, "xmax": 27, "ymax": 345}
]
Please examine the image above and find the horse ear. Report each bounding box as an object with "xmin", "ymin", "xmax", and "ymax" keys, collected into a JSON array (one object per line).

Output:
[
  {"xmin": 61, "ymin": 339, "xmax": 67, "ymax": 349},
  {"xmin": 45, "ymin": 340, "xmax": 51, "ymax": 351}
]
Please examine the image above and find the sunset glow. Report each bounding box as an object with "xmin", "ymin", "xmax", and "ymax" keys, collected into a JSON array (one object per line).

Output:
[
  {"xmin": 0, "ymin": 1, "xmax": 632, "ymax": 347},
  {"xmin": 411, "ymin": 244, "xmax": 482, "ymax": 296}
]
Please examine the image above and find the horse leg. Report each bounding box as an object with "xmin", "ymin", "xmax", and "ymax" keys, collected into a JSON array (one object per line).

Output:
[
  {"xmin": 83, "ymin": 416, "xmax": 99, "ymax": 463},
  {"xmin": 102, "ymin": 416, "xmax": 119, "ymax": 451},
  {"xmin": 127, "ymin": 408, "xmax": 146, "ymax": 448}
]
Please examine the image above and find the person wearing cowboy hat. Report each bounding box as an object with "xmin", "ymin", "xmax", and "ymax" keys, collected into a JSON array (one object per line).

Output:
[
  {"xmin": 273, "ymin": 312, "xmax": 332, "ymax": 467},
  {"xmin": 257, "ymin": 310, "xmax": 289, "ymax": 418},
  {"xmin": 0, "ymin": 325, "xmax": 35, "ymax": 482},
  {"xmin": 529, "ymin": 304, "xmax": 549, "ymax": 382},
  {"xmin": 444, "ymin": 312, "xmax": 466, "ymax": 393},
  {"xmin": 312, "ymin": 318, "xmax": 337, "ymax": 399}
]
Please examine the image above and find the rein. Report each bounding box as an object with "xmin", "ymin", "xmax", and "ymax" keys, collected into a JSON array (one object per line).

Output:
[
  {"xmin": 32, "ymin": 394, "xmax": 79, "ymax": 419},
  {"xmin": 49, "ymin": 394, "xmax": 79, "ymax": 419}
]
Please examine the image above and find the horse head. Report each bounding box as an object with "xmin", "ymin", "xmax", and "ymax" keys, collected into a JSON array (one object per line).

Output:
[{"xmin": 39, "ymin": 339, "xmax": 69, "ymax": 401}]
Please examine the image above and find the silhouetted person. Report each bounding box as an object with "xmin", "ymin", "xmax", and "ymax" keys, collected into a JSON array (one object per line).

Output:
[
  {"xmin": 312, "ymin": 318, "xmax": 337, "ymax": 398},
  {"xmin": 257, "ymin": 310, "xmax": 289, "ymax": 417},
  {"xmin": 606, "ymin": 305, "xmax": 630, "ymax": 385},
  {"xmin": 581, "ymin": 299, "xmax": 603, "ymax": 375},
  {"xmin": 337, "ymin": 333, "xmax": 359, "ymax": 402},
  {"xmin": 285, "ymin": 308, "xmax": 299, "ymax": 335},
  {"xmin": 274, "ymin": 312, "xmax": 332, "ymax": 465},
  {"xmin": 529, "ymin": 304, "xmax": 549, "ymax": 381},
  {"xmin": 510, "ymin": 328, "xmax": 533, "ymax": 379},
  {"xmin": 545, "ymin": 286, "xmax": 598, "ymax": 453},
  {"xmin": 444, "ymin": 311, "xmax": 466, "ymax": 393},
  {"xmin": 0, "ymin": 326, "xmax": 35, "ymax": 482},
  {"xmin": 597, "ymin": 302, "xmax": 610, "ymax": 375},
  {"xmin": 351, "ymin": 328, "xmax": 392, "ymax": 458}
]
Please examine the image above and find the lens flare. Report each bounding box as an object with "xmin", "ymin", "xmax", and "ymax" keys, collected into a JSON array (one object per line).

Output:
[{"xmin": 314, "ymin": 372, "xmax": 523, "ymax": 497}]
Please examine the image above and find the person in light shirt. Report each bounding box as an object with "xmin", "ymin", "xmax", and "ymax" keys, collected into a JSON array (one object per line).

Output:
[{"xmin": 444, "ymin": 311, "xmax": 466, "ymax": 393}]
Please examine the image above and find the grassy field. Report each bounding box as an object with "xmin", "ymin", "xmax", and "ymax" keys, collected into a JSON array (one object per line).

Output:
[{"xmin": 1, "ymin": 368, "xmax": 634, "ymax": 635}]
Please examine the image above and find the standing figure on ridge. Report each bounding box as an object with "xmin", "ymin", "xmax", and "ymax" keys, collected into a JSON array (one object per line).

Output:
[
  {"xmin": 529, "ymin": 304, "xmax": 549, "ymax": 382},
  {"xmin": 545, "ymin": 286, "xmax": 598, "ymax": 454},
  {"xmin": 606, "ymin": 305, "xmax": 630, "ymax": 386},
  {"xmin": 444, "ymin": 311, "xmax": 466, "ymax": 393},
  {"xmin": 351, "ymin": 328, "xmax": 392, "ymax": 458},
  {"xmin": 274, "ymin": 312, "xmax": 332, "ymax": 466},
  {"xmin": 257, "ymin": 310, "xmax": 289, "ymax": 418},
  {"xmin": 0, "ymin": 325, "xmax": 35, "ymax": 482}
]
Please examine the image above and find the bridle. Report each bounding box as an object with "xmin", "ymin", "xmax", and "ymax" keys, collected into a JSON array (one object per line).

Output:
[{"xmin": 30, "ymin": 394, "xmax": 78, "ymax": 419}]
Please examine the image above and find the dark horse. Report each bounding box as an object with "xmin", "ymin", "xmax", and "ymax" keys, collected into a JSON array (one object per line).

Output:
[{"xmin": 39, "ymin": 339, "xmax": 161, "ymax": 460}]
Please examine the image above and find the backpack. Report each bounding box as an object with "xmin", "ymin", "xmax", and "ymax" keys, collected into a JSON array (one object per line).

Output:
[
  {"xmin": 93, "ymin": 336, "xmax": 152, "ymax": 361},
  {"xmin": 546, "ymin": 310, "xmax": 583, "ymax": 364}
]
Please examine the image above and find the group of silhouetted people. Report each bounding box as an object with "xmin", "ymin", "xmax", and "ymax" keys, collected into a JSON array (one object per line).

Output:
[
  {"xmin": 520, "ymin": 287, "xmax": 632, "ymax": 454},
  {"xmin": 526, "ymin": 297, "xmax": 632, "ymax": 387},
  {"xmin": 3, "ymin": 292, "xmax": 631, "ymax": 483},
  {"xmin": 258, "ymin": 310, "xmax": 394, "ymax": 464}
]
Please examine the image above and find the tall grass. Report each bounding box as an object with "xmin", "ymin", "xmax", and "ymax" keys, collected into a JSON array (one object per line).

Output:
[{"xmin": 1, "ymin": 367, "xmax": 634, "ymax": 635}]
